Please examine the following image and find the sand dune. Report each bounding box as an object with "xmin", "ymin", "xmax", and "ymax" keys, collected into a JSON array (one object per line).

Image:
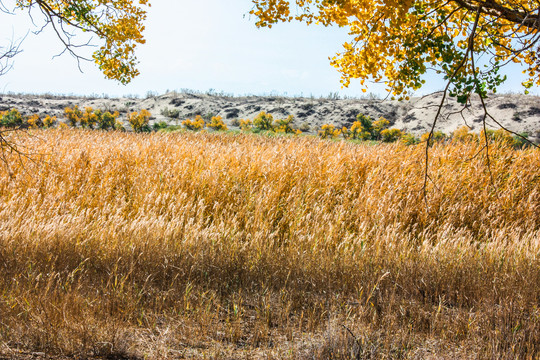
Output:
[{"xmin": 1, "ymin": 91, "xmax": 539, "ymax": 141}]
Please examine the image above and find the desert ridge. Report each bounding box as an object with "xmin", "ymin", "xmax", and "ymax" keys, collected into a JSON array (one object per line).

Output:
[{"xmin": 1, "ymin": 91, "xmax": 539, "ymax": 142}]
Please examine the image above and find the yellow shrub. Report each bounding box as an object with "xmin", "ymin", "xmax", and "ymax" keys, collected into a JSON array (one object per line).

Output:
[
  {"xmin": 318, "ymin": 124, "xmax": 341, "ymax": 139},
  {"xmin": 452, "ymin": 126, "xmax": 478, "ymax": 143},
  {"xmin": 182, "ymin": 115, "xmax": 206, "ymax": 131},
  {"xmin": 490, "ymin": 129, "xmax": 513, "ymax": 145},
  {"xmin": 253, "ymin": 112, "xmax": 274, "ymax": 131},
  {"xmin": 207, "ymin": 116, "xmax": 228, "ymax": 131},
  {"xmin": 114, "ymin": 119, "xmax": 125, "ymax": 131},
  {"xmin": 380, "ymin": 128, "xmax": 403, "ymax": 142},
  {"xmin": 128, "ymin": 109, "xmax": 151, "ymax": 132},
  {"xmin": 98, "ymin": 111, "xmax": 120, "ymax": 130},
  {"xmin": 26, "ymin": 114, "xmax": 40, "ymax": 128},
  {"xmin": 341, "ymin": 126, "xmax": 350, "ymax": 139},
  {"xmin": 79, "ymin": 107, "xmax": 99, "ymax": 128},
  {"xmin": 64, "ymin": 106, "xmax": 82, "ymax": 127},
  {"xmin": 348, "ymin": 121, "xmax": 371, "ymax": 140},
  {"xmin": 274, "ymin": 115, "xmax": 299, "ymax": 134},
  {"xmin": 43, "ymin": 115, "xmax": 57, "ymax": 128},
  {"xmin": 239, "ymin": 119, "xmax": 253, "ymax": 131},
  {"xmin": 372, "ymin": 117, "xmax": 390, "ymax": 139}
]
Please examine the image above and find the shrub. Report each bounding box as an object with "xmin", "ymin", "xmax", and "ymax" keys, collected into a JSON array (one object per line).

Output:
[
  {"xmin": 356, "ymin": 113, "xmax": 373, "ymax": 137},
  {"xmin": 512, "ymin": 132, "xmax": 530, "ymax": 149},
  {"xmin": 480, "ymin": 128, "xmax": 511, "ymax": 145},
  {"xmin": 372, "ymin": 117, "xmax": 390, "ymax": 140},
  {"xmin": 128, "ymin": 109, "xmax": 152, "ymax": 132},
  {"xmin": 80, "ymin": 107, "xmax": 99, "ymax": 129},
  {"xmin": 114, "ymin": 119, "xmax": 125, "ymax": 131},
  {"xmin": 420, "ymin": 131, "xmax": 447, "ymax": 145},
  {"xmin": 230, "ymin": 118, "xmax": 241, "ymax": 127},
  {"xmin": 318, "ymin": 124, "xmax": 341, "ymax": 139},
  {"xmin": 26, "ymin": 114, "xmax": 41, "ymax": 128},
  {"xmin": 239, "ymin": 119, "xmax": 253, "ymax": 131},
  {"xmin": 153, "ymin": 120, "xmax": 169, "ymax": 131},
  {"xmin": 298, "ymin": 121, "xmax": 311, "ymax": 132},
  {"xmin": 253, "ymin": 112, "xmax": 274, "ymax": 131},
  {"xmin": 348, "ymin": 121, "xmax": 371, "ymax": 140},
  {"xmin": 380, "ymin": 128, "xmax": 403, "ymax": 142},
  {"xmin": 493, "ymin": 129, "xmax": 514, "ymax": 144},
  {"xmin": 97, "ymin": 111, "xmax": 119, "ymax": 130},
  {"xmin": 0, "ymin": 108, "xmax": 24, "ymax": 128},
  {"xmin": 341, "ymin": 126, "xmax": 351, "ymax": 139},
  {"xmin": 43, "ymin": 115, "xmax": 57, "ymax": 128},
  {"xmin": 64, "ymin": 106, "xmax": 83, "ymax": 127},
  {"xmin": 24, "ymin": 114, "xmax": 56, "ymax": 129},
  {"xmin": 401, "ymin": 133, "xmax": 419, "ymax": 145},
  {"xmin": 182, "ymin": 115, "xmax": 205, "ymax": 131},
  {"xmin": 63, "ymin": 106, "xmax": 118, "ymax": 130},
  {"xmin": 481, "ymin": 129, "xmax": 531, "ymax": 149},
  {"xmin": 203, "ymin": 112, "xmax": 216, "ymax": 122},
  {"xmin": 274, "ymin": 115, "xmax": 299, "ymax": 134},
  {"xmin": 452, "ymin": 126, "xmax": 477, "ymax": 143},
  {"xmin": 207, "ymin": 116, "xmax": 228, "ymax": 131},
  {"xmin": 161, "ymin": 107, "xmax": 180, "ymax": 119}
]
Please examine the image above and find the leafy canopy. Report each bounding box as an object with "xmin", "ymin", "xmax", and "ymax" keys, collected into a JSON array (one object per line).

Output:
[
  {"xmin": 251, "ymin": 0, "xmax": 540, "ymax": 99},
  {"xmin": 14, "ymin": 0, "xmax": 150, "ymax": 84}
]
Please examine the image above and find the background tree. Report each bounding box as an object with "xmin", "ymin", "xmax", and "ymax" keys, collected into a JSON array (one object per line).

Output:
[
  {"xmin": 251, "ymin": 0, "xmax": 539, "ymax": 100},
  {"xmin": 1, "ymin": 0, "xmax": 149, "ymax": 84}
]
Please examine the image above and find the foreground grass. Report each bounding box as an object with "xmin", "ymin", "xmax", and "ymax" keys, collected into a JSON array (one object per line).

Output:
[{"xmin": 0, "ymin": 129, "xmax": 539, "ymax": 359}]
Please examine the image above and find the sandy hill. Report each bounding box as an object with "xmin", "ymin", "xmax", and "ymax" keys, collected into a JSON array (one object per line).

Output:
[{"xmin": 1, "ymin": 91, "xmax": 539, "ymax": 141}]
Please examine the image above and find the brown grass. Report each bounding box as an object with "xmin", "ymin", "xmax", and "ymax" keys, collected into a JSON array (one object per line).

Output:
[{"xmin": 0, "ymin": 129, "xmax": 539, "ymax": 359}]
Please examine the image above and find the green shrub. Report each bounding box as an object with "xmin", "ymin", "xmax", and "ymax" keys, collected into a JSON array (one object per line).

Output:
[
  {"xmin": 357, "ymin": 113, "xmax": 373, "ymax": 137},
  {"xmin": 153, "ymin": 120, "xmax": 169, "ymax": 131},
  {"xmin": 161, "ymin": 107, "xmax": 180, "ymax": 119},
  {"xmin": 0, "ymin": 108, "xmax": 24, "ymax": 127},
  {"xmin": 512, "ymin": 133, "xmax": 530, "ymax": 149}
]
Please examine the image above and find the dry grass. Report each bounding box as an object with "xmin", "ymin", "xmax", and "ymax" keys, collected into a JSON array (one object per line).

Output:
[{"xmin": 0, "ymin": 129, "xmax": 539, "ymax": 359}]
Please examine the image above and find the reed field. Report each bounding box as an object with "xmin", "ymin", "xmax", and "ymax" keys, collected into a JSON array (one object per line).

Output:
[{"xmin": 0, "ymin": 129, "xmax": 539, "ymax": 359}]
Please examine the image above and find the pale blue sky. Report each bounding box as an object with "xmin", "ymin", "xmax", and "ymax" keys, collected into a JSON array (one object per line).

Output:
[{"xmin": 0, "ymin": 0, "xmax": 536, "ymax": 97}]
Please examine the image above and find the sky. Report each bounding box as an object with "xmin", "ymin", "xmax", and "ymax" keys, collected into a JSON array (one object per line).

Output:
[{"xmin": 0, "ymin": 0, "xmax": 537, "ymax": 97}]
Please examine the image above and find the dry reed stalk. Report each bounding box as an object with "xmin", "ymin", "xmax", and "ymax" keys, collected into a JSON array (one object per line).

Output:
[{"xmin": 0, "ymin": 129, "xmax": 538, "ymax": 359}]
